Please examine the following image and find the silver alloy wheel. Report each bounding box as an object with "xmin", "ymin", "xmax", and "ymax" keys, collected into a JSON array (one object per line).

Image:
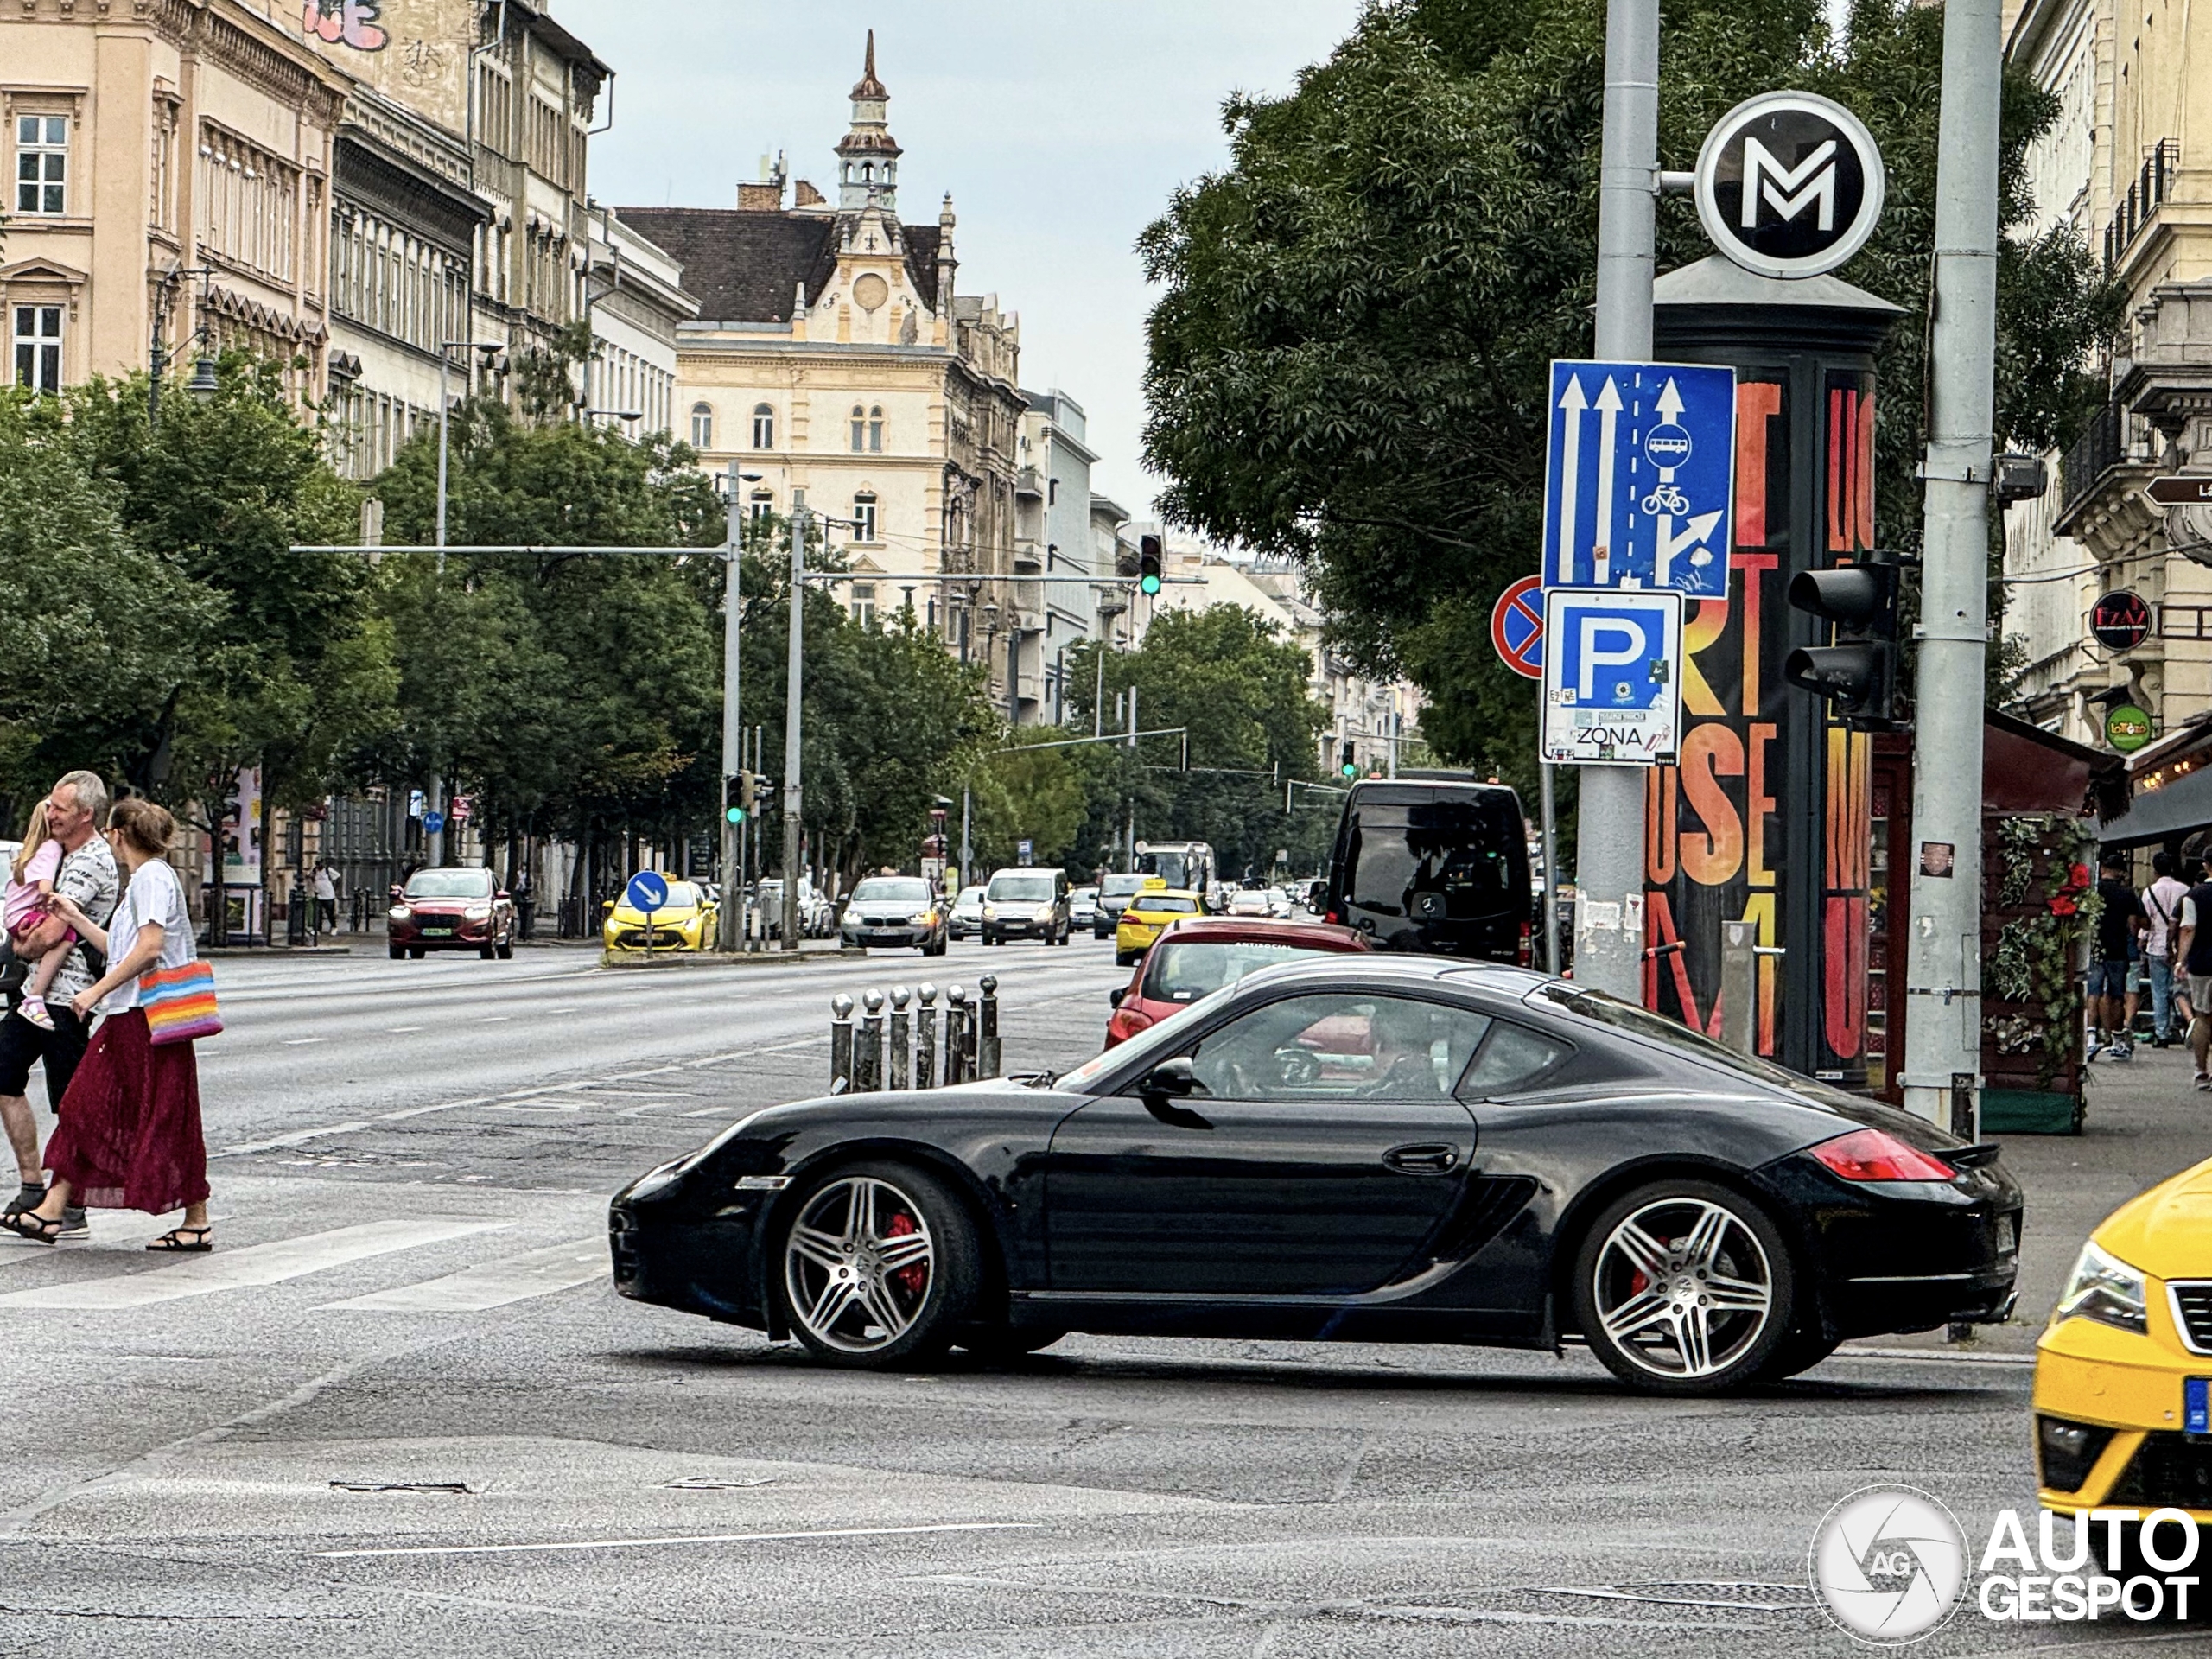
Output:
[
  {"xmin": 783, "ymin": 1174, "xmax": 936, "ymax": 1354},
  {"xmin": 1591, "ymin": 1196, "xmax": 1773, "ymax": 1379}
]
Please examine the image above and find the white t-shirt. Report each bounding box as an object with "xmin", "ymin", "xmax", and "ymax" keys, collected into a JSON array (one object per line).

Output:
[
  {"xmin": 99, "ymin": 857, "xmax": 198, "ymax": 1014},
  {"xmin": 2145, "ymin": 877, "xmax": 2190, "ymax": 957}
]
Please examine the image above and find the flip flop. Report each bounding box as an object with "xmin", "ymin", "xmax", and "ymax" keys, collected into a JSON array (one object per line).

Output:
[{"xmin": 146, "ymin": 1226, "xmax": 213, "ymax": 1253}]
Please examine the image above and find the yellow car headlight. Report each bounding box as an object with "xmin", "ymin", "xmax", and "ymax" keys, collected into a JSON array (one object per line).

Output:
[
  {"xmin": 910, "ymin": 911, "xmax": 935, "ymax": 925},
  {"xmin": 2054, "ymin": 1239, "xmax": 2148, "ymax": 1336}
]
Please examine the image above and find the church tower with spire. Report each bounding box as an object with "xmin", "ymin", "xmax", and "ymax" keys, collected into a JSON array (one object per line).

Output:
[{"xmin": 836, "ymin": 31, "xmax": 900, "ymax": 214}]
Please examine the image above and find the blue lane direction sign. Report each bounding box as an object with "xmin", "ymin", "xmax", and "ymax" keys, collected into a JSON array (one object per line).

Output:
[
  {"xmin": 1543, "ymin": 359, "xmax": 1738, "ymax": 597},
  {"xmin": 420, "ymin": 810, "xmax": 445, "ymax": 836},
  {"xmin": 1541, "ymin": 588, "xmax": 1684, "ymax": 766},
  {"xmin": 626, "ymin": 871, "xmax": 670, "ymax": 915}
]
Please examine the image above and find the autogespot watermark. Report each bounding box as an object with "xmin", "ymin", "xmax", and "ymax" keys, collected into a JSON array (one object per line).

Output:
[{"xmin": 1808, "ymin": 1485, "xmax": 2201, "ymax": 1644}]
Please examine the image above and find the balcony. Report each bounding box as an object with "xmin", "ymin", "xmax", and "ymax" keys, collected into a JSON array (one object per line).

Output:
[
  {"xmin": 2059, "ymin": 397, "xmax": 2124, "ymax": 518},
  {"xmin": 2105, "ymin": 140, "xmax": 2181, "ymax": 270},
  {"xmin": 1014, "ymin": 466, "xmax": 1044, "ymax": 499}
]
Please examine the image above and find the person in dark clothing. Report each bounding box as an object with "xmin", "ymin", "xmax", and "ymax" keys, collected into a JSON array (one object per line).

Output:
[
  {"xmin": 2177, "ymin": 845, "xmax": 2212, "ymax": 1090},
  {"xmin": 2090, "ymin": 854, "xmax": 2141, "ymax": 1061}
]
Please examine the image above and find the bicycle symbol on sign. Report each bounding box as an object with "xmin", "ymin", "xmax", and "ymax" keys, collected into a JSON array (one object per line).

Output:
[{"xmin": 1641, "ymin": 483, "xmax": 1692, "ymax": 516}]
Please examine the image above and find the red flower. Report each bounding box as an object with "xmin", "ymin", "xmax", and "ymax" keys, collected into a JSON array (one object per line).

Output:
[
  {"xmin": 2049, "ymin": 896, "xmax": 2078, "ymax": 917},
  {"xmin": 2069, "ymin": 862, "xmax": 2091, "ymax": 890}
]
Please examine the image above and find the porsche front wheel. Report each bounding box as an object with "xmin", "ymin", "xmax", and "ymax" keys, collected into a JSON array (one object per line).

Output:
[{"xmin": 780, "ymin": 1162, "xmax": 980, "ymax": 1369}]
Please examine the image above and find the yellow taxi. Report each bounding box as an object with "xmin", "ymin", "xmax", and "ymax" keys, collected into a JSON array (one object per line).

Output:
[
  {"xmin": 2035, "ymin": 1158, "xmax": 2212, "ymax": 1520},
  {"xmin": 1114, "ymin": 884, "xmax": 1203, "ymax": 966},
  {"xmin": 601, "ymin": 876, "xmax": 718, "ymax": 952}
]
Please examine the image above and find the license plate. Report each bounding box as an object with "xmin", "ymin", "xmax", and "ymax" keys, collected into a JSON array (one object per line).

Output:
[
  {"xmin": 423, "ymin": 928, "xmax": 453, "ymax": 937},
  {"xmin": 1996, "ymin": 1214, "xmax": 2017, "ymax": 1255},
  {"xmin": 2188, "ymin": 1377, "xmax": 2209, "ymax": 1436}
]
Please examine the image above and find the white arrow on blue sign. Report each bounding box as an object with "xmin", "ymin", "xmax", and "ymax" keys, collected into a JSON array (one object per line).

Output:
[
  {"xmin": 1543, "ymin": 359, "xmax": 1738, "ymax": 597},
  {"xmin": 1541, "ymin": 588, "xmax": 1684, "ymax": 766},
  {"xmin": 626, "ymin": 871, "xmax": 670, "ymax": 914}
]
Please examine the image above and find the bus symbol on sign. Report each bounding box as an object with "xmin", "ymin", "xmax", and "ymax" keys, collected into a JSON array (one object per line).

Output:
[{"xmin": 1644, "ymin": 423, "xmax": 1692, "ymax": 469}]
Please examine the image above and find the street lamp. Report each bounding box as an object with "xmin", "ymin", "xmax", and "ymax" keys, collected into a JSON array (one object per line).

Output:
[
  {"xmin": 149, "ymin": 265, "xmax": 217, "ymax": 429},
  {"xmin": 184, "ymin": 354, "xmax": 220, "ymax": 402}
]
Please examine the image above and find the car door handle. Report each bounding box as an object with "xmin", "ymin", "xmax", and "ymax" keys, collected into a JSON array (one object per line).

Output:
[{"xmin": 1382, "ymin": 1143, "xmax": 1459, "ymax": 1175}]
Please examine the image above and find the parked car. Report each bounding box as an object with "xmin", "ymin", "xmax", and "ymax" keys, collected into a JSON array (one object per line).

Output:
[
  {"xmin": 1093, "ymin": 872, "xmax": 1148, "ymax": 939},
  {"xmin": 838, "ymin": 875, "xmax": 948, "ymax": 956},
  {"xmin": 613, "ymin": 957, "xmax": 2021, "ymax": 1389},
  {"xmin": 388, "ymin": 866, "xmax": 516, "ymax": 959},
  {"xmin": 983, "ymin": 868, "xmax": 1071, "ymax": 946},
  {"xmin": 948, "ymin": 885, "xmax": 987, "ymax": 939},
  {"xmin": 1322, "ymin": 777, "xmax": 1534, "ymax": 963},
  {"xmin": 1115, "ymin": 886, "xmax": 1202, "ymax": 966},
  {"xmin": 601, "ymin": 876, "xmax": 717, "ymax": 953},
  {"xmin": 1070, "ymin": 887, "xmax": 1100, "ymax": 931},
  {"xmin": 1264, "ymin": 886, "xmax": 1293, "ymax": 919},
  {"xmin": 1106, "ymin": 916, "xmax": 1369, "ymax": 1046}
]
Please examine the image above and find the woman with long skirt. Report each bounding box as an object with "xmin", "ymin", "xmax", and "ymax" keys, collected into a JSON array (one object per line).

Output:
[{"xmin": 1, "ymin": 798, "xmax": 212, "ymax": 1249}]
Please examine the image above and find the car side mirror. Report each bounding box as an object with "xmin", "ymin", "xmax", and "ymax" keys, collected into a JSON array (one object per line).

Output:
[
  {"xmin": 1108, "ymin": 986, "xmax": 1126, "ymax": 1007},
  {"xmin": 1139, "ymin": 1056, "xmax": 1198, "ymax": 1097},
  {"xmin": 495, "ymin": 890, "xmax": 511, "ymax": 902},
  {"xmin": 601, "ymin": 899, "xmax": 615, "ymax": 912}
]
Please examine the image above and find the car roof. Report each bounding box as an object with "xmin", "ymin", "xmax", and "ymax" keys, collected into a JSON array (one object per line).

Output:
[
  {"xmin": 1153, "ymin": 918, "xmax": 1367, "ymax": 950},
  {"xmin": 1228, "ymin": 952, "xmax": 1552, "ymax": 999},
  {"xmin": 1128, "ymin": 887, "xmax": 1201, "ymax": 904}
]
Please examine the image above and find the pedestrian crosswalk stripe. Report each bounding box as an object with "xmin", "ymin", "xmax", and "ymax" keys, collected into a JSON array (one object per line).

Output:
[
  {"xmin": 0, "ymin": 1217, "xmax": 511, "ymax": 1310},
  {"xmin": 318, "ymin": 1238, "xmax": 604, "ymax": 1312}
]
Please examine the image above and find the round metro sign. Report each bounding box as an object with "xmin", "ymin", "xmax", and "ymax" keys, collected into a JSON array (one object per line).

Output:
[{"xmin": 1695, "ymin": 91, "xmax": 1885, "ymax": 280}]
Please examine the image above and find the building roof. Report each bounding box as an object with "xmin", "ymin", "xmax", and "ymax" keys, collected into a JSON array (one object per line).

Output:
[{"xmin": 613, "ymin": 207, "xmax": 943, "ymax": 323}]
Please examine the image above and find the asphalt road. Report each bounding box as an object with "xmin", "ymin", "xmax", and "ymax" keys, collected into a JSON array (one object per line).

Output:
[{"xmin": 0, "ymin": 934, "xmax": 2183, "ymax": 1656}]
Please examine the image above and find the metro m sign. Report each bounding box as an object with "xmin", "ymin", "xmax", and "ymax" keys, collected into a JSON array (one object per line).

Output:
[{"xmin": 1697, "ymin": 92, "xmax": 1885, "ymax": 280}]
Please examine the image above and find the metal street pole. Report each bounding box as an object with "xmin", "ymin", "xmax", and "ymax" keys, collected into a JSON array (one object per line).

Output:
[
  {"xmin": 1900, "ymin": 0, "xmax": 2002, "ymax": 1128},
  {"xmin": 1541, "ymin": 746, "xmax": 1562, "ymax": 975},
  {"xmin": 780, "ymin": 504, "xmax": 808, "ymax": 950},
  {"xmin": 716, "ymin": 461, "xmax": 744, "ymax": 951},
  {"xmin": 1573, "ymin": 0, "xmax": 1660, "ymax": 1001}
]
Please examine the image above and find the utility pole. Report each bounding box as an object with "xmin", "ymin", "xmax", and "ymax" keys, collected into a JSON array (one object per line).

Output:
[
  {"xmin": 959, "ymin": 785, "xmax": 972, "ymax": 893},
  {"xmin": 1900, "ymin": 0, "xmax": 2002, "ymax": 1128},
  {"xmin": 781, "ymin": 502, "xmax": 809, "ymax": 950},
  {"xmin": 716, "ymin": 461, "xmax": 744, "ymax": 951},
  {"xmin": 1125, "ymin": 683, "xmax": 1138, "ymax": 872},
  {"xmin": 1573, "ymin": 0, "xmax": 1660, "ymax": 1001}
]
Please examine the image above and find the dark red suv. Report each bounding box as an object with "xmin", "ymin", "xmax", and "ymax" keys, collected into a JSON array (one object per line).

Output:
[{"xmin": 388, "ymin": 867, "xmax": 516, "ymax": 960}]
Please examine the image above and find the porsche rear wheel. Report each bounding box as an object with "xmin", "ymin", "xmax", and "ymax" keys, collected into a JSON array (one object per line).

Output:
[{"xmin": 780, "ymin": 1162, "xmax": 979, "ymax": 1369}]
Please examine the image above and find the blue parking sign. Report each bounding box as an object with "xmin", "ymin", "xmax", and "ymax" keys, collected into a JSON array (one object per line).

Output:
[
  {"xmin": 1541, "ymin": 589, "xmax": 1684, "ymax": 766},
  {"xmin": 1543, "ymin": 359, "xmax": 1737, "ymax": 597}
]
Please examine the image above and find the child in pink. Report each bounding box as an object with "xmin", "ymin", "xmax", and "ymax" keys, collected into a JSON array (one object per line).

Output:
[{"xmin": 4, "ymin": 801, "xmax": 76, "ymax": 1032}]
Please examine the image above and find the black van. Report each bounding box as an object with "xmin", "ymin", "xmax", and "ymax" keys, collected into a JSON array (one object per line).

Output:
[{"xmin": 1323, "ymin": 778, "xmax": 1532, "ymax": 963}]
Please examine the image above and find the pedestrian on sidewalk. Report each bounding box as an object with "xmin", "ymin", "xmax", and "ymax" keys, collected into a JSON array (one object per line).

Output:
[
  {"xmin": 2177, "ymin": 844, "xmax": 2212, "ymax": 1091},
  {"xmin": 0, "ymin": 771, "xmax": 119, "ymax": 1235},
  {"xmin": 2088, "ymin": 853, "xmax": 2141, "ymax": 1062},
  {"xmin": 1, "ymin": 798, "xmax": 213, "ymax": 1250},
  {"xmin": 2143, "ymin": 850, "xmax": 2190, "ymax": 1046},
  {"xmin": 313, "ymin": 861, "xmax": 340, "ymax": 933}
]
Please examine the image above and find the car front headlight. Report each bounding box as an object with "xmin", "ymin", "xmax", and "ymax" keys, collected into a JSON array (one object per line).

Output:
[
  {"xmin": 389, "ymin": 905, "xmax": 412, "ymax": 921},
  {"xmin": 983, "ymin": 905, "xmax": 997, "ymax": 920},
  {"xmin": 910, "ymin": 911, "xmax": 934, "ymax": 925},
  {"xmin": 464, "ymin": 903, "xmax": 493, "ymax": 921},
  {"xmin": 2054, "ymin": 1239, "xmax": 2148, "ymax": 1336}
]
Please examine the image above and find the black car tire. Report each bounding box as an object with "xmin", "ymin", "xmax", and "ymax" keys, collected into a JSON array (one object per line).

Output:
[
  {"xmin": 960, "ymin": 1325, "xmax": 1065, "ymax": 1363},
  {"xmin": 779, "ymin": 1160, "xmax": 981, "ymax": 1370},
  {"xmin": 1571, "ymin": 1178, "xmax": 1796, "ymax": 1396},
  {"xmin": 408, "ymin": 946, "xmax": 424, "ymax": 960},
  {"xmin": 388, "ymin": 944, "xmax": 404, "ymax": 960},
  {"xmin": 479, "ymin": 943, "xmax": 496, "ymax": 960},
  {"xmin": 1758, "ymin": 1325, "xmax": 1841, "ymax": 1382}
]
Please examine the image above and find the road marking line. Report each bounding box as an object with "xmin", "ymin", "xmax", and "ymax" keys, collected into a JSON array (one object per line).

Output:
[
  {"xmin": 283, "ymin": 1038, "xmax": 328, "ymax": 1046},
  {"xmin": 386, "ymin": 1026, "xmax": 423, "ymax": 1034},
  {"xmin": 677, "ymin": 1105, "xmax": 739, "ymax": 1117},
  {"xmin": 474, "ymin": 1016, "xmax": 511, "ymax": 1024},
  {"xmin": 213, "ymin": 1122, "xmax": 371, "ymax": 1158},
  {"xmin": 489, "ymin": 1102, "xmax": 581, "ymax": 1113},
  {"xmin": 315, "ymin": 1520, "xmax": 1040, "ymax": 1560},
  {"xmin": 0, "ymin": 1218, "xmax": 511, "ymax": 1310},
  {"xmin": 319, "ymin": 1238, "xmax": 604, "ymax": 1312}
]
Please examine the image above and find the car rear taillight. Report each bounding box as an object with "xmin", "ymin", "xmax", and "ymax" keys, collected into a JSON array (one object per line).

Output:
[
  {"xmin": 1325, "ymin": 909, "xmax": 1340, "ymax": 925},
  {"xmin": 1808, "ymin": 1128, "xmax": 1955, "ymax": 1183},
  {"xmin": 1517, "ymin": 920, "xmax": 1532, "ymax": 967}
]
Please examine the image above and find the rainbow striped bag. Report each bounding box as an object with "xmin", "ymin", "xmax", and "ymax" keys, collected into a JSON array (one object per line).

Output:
[{"xmin": 138, "ymin": 959, "xmax": 222, "ymax": 1046}]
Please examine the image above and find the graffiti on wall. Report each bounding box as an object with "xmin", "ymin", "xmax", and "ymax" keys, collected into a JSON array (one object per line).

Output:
[{"xmin": 305, "ymin": 1, "xmax": 388, "ymax": 50}]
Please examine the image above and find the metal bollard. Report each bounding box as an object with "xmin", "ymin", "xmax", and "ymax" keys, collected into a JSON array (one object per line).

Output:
[
  {"xmin": 944, "ymin": 985, "xmax": 969, "ymax": 1085},
  {"xmin": 830, "ymin": 993, "xmax": 855, "ymax": 1092},
  {"xmin": 978, "ymin": 973, "xmax": 1001, "ymax": 1080},
  {"xmin": 1718, "ymin": 922, "xmax": 1755, "ymax": 1057},
  {"xmin": 856, "ymin": 988, "xmax": 885, "ymax": 1092},
  {"xmin": 915, "ymin": 983, "xmax": 938, "ymax": 1089},
  {"xmin": 888, "ymin": 986, "xmax": 912, "ymax": 1091}
]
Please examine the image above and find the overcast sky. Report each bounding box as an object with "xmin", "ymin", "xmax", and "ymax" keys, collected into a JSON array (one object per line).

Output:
[{"xmin": 558, "ymin": 0, "xmax": 1368, "ymax": 515}]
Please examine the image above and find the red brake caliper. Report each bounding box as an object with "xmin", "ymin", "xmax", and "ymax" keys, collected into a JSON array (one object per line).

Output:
[{"xmin": 886, "ymin": 1211, "xmax": 925, "ymax": 1297}]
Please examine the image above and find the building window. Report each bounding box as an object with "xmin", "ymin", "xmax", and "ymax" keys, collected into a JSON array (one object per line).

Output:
[
  {"xmin": 850, "ymin": 404, "xmax": 866, "ymax": 452},
  {"xmin": 850, "ymin": 583, "xmax": 876, "ymax": 627},
  {"xmin": 752, "ymin": 403, "xmax": 774, "ymax": 448},
  {"xmin": 853, "ymin": 492, "xmax": 878, "ymax": 543},
  {"xmin": 16, "ymin": 114, "xmax": 67, "ymax": 215},
  {"xmin": 868, "ymin": 405, "xmax": 884, "ymax": 453},
  {"xmin": 690, "ymin": 403, "xmax": 713, "ymax": 448},
  {"xmin": 748, "ymin": 489, "xmax": 773, "ymax": 525},
  {"xmin": 1047, "ymin": 477, "xmax": 1058, "ymax": 506},
  {"xmin": 12, "ymin": 304, "xmax": 62, "ymax": 394}
]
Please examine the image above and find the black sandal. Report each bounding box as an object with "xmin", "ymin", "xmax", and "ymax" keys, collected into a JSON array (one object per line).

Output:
[
  {"xmin": 1, "ymin": 1210, "xmax": 63, "ymax": 1244},
  {"xmin": 146, "ymin": 1226, "xmax": 213, "ymax": 1253}
]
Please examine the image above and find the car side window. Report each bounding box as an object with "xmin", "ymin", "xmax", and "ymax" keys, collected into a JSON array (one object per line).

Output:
[
  {"xmin": 1185, "ymin": 992, "xmax": 1491, "ymax": 1103},
  {"xmin": 1458, "ymin": 1020, "xmax": 1571, "ymax": 1097}
]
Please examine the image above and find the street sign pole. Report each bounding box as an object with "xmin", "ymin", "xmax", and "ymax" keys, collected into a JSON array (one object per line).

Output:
[
  {"xmin": 781, "ymin": 504, "xmax": 808, "ymax": 951},
  {"xmin": 717, "ymin": 461, "xmax": 743, "ymax": 953},
  {"xmin": 1577, "ymin": 0, "xmax": 1660, "ymax": 1002},
  {"xmin": 1899, "ymin": 0, "xmax": 2003, "ymax": 1128}
]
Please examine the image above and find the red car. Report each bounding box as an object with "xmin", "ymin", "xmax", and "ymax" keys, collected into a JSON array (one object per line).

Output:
[
  {"xmin": 387, "ymin": 866, "xmax": 517, "ymax": 960},
  {"xmin": 1104, "ymin": 916, "xmax": 1370, "ymax": 1046}
]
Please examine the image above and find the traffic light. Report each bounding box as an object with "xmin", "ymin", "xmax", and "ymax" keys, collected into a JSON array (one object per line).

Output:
[
  {"xmin": 1138, "ymin": 534, "xmax": 1163, "ymax": 596},
  {"xmin": 727, "ymin": 770, "xmax": 757, "ymax": 823},
  {"xmin": 1339, "ymin": 741, "xmax": 1358, "ymax": 779},
  {"xmin": 1783, "ymin": 559, "xmax": 1903, "ymax": 728}
]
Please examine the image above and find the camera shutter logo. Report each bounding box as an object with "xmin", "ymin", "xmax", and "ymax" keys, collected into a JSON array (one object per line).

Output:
[
  {"xmin": 1696, "ymin": 91, "xmax": 1886, "ymax": 279},
  {"xmin": 1808, "ymin": 1484, "xmax": 1967, "ymax": 1644}
]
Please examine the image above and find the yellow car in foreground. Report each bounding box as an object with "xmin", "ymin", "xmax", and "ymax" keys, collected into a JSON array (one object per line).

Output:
[
  {"xmin": 1115, "ymin": 886, "xmax": 1203, "ymax": 966},
  {"xmin": 2035, "ymin": 1157, "xmax": 2212, "ymax": 1520},
  {"xmin": 602, "ymin": 877, "xmax": 718, "ymax": 952}
]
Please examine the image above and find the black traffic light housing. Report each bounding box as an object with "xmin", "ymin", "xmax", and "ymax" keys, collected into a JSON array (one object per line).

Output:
[
  {"xmin": 1783, "ymin": 557, "xmax": 1904, "ymax": 728},
  {"xmin": 1138, "ymin": 534, "xmax": 1163, "ymax": 596}
]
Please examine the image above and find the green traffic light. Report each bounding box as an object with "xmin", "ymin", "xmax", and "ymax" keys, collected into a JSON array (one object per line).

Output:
[
  {"xmin": 1340, "ymin": 764, "xmax": 1357, "ymax": 779},
  {"xmin": 726, "ymin": 806, "xmax": 747, "ymax": 824},
  {"xmin": 1140, "ymin": 573, "xmax": 1162, "ymax": 595}
]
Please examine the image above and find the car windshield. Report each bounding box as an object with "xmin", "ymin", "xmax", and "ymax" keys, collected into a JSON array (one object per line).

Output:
[
  {"xmin": 657, "ymin": 882, "xmax": 702, "ymax": 908},
  {"xmin": 1100, "ymin": 874, "xmax": 1146, "ymax": 898},
  {"xmin": 1345, "ymin": 795, "xmax": 1521, "ymax": 921},
  {"xmin": 404, "ymin": 869, "xmax": 493, "ymax": 899},
  {"xmin": 989, "ymin": 874, "xmax": 1056, "ymax": 902},
  {"xmin": 1135, "ymin": 893, "xmax": 1199, "ymax": 914},
  {"xmin": 853, "ymin": 878, "xmax": 929, "ymax": 905},
  {"xmin": 1142, "ymin": 940, "xmax": 1335, "ymax": 1004},
  {"xmin": 955, "ymin": 887, "xmax": 986, "ymax": 907}
]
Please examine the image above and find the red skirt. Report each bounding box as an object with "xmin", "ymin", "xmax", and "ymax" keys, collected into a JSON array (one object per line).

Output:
[{"xmin": 46, "ymin": 1008, "xmax": 209, "ymax": 1213}]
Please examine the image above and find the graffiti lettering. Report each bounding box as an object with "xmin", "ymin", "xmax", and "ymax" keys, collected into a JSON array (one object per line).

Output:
[{"xmin": 305, "ymin": 0, "xmax": 387, "ymax": 51}]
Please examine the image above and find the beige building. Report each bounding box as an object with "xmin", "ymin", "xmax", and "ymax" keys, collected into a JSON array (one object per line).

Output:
[
  {"xmin": 616, "ymin": 36, "xmax": 1028, "ymax": 704},
  {"xmin": 2004, "ymin": 0, "xmax": 2212, "ymax": 747},
  {"xmin": 3, "ymin": 0, "xmax": 353, "ymax": 403}
]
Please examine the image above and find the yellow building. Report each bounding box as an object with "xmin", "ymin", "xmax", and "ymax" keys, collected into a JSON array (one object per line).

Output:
[
  {"xmin": 618, "ymin": 35, "xmax": 1028, "ymax": 703},
  {"xmin": 3, "ymin": 0, "xmax": 353, "ymax": 401}
]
